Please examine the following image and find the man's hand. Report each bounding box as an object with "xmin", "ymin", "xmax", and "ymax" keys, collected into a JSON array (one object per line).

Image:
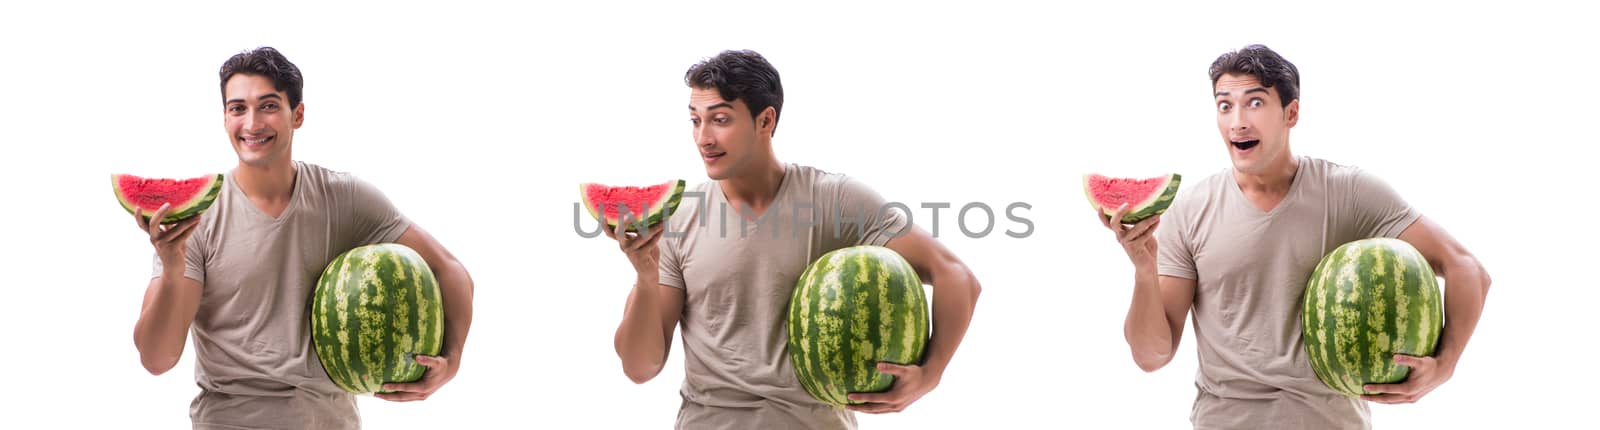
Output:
[
  {"xmin": 377, "ymin": 355, "xmax": 456, "ymax": 402},
  {"xmin": 1361, "ymin": 354, "xmax": 1454, "ymax": 404},
  {"xmin": 844, "ymin": 363, "xmax": 940, "ymax": 414},
  {"xmin": 603, "ymin": 214, "xmax": 664, "ymax": 278},
  {"xmin": 135, "ymin": 203, "xmax": 201, "ymax": 265},
  {"xmin": 1097, "ymin": 203, "xmax": 1161, "ymax": 269}
]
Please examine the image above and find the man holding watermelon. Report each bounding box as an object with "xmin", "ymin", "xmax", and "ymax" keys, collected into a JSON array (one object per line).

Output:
[
  {"xmin": 129, "ymin": 47, "xmax": 476, "ymax": 429},
  {"xmin": 1100, "ymin": 44, "xmax": 1491, "ymax": 429},
  {"xmin": 605, "ymin": 50, "xmax": 983, "ymax": 429}
]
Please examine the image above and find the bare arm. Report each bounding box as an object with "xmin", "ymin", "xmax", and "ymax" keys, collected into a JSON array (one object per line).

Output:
[
  {"xmin": 607, "ymin": 222, "xmax": 684, "ymax": 384},
  {"xmin": 395, "ymin": 225, "xmax": 474, "ymax": 373},
  {"xmin": 134, "ymin": 273, "xmax": 203, "ymax": 375},
  {"xmin": 1398, "ymin": 215, "xmax": 1491, "ymax": 374},
  {"xmin": 1124, "ymin": 272, "xmax": 1195, "ymax": 372},
  {"xmin": 883, "ymin": 225, "xmax": 981, "ymax": 383},
  {"xmin": 130, "ymin": 204, "xmax": 203, "ymax": 375}
]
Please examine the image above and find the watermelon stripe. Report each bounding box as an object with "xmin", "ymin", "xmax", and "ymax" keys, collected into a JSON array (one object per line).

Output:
[
  {"xmin": 787, "ymin": 246, "xmax": 929, "ymax": 407},
  {"xmin": 1303, "ymin": 238, "xmax": 1442, "ymax": 397},
  {"xmin": 310, "ymin": 244, "xmax": 444, "ymax": 394}
]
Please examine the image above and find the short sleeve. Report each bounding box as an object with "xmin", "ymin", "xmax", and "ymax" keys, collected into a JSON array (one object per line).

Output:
[
  {"xmin": 1349, "ymin": 168, "xmax": 1421, "ymax": 239},
  {"xmin": 832, "ymin": 176, "xmax": 911, "ymax": 247},
  {"xmin": 1155, "ymin": 204, "xmax": 1197, "ymax": 280},
  {"xmin": 344, "ymin": 175, "xmax": 412, "ymax": 245},
  {"xmin": 151, "ymin": 227, "xmax": 206, "ymax": 283},
  {"xmin": 657, "ymin": 233, "xmax": 685, "ymax": 289}
]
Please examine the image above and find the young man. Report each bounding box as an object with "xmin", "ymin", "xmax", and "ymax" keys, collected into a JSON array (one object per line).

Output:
[
  {"xmin": 131, "ymin": 47, "xmax": 475, "ymax": 429},
  {"xmin": 1100, "ymin": 44, "xmax": 1492, "ymax": 429},
  {"xmin": 604, "ymin": 50, "xmax": 983, "ymax": 429}
]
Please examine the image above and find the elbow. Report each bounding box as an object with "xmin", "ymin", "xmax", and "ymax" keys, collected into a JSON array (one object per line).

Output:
[
  {"xmin": 139, "ymin": 351, "xmax": 179, "ymax": 375},
  {"xmin": 1132, "ymin": 351, "xmax": 1173, "ymax": 373},
  {"xmin": 621, "ymin": 359, "xmax": 664, "ymax": 384}
]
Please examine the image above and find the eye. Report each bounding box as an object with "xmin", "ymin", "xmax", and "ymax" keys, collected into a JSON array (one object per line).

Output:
[
  {"xmin": 1249, "ymin": 98, "xmax": 1264, "ymax": 108},
  {"xmin": 261, "ymin": 102, "xmax": 279, "ymax": 112},
  {"xmin": 1218, "ymin": 101, "xmax": 1231, "ymax": 112},
  {"xmin": 713, "ymin": 116, "xmax": 730, "ymax": 125},
  {"xmin": 690, "ymin": 117, "xmax": 701, "ymax": 126}
]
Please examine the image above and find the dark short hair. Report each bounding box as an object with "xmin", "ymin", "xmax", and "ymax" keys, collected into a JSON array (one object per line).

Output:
[
  {"xmin": 1208, "ymin": 44, "xmax": 1299, "ymax": 107},
  {"xmin": 219, "ymin": 47, "xmax": 304, "ymax": 109},
  {"xmin": 685, "ymin": 50, "xmax": 784, "ymax": 135}
]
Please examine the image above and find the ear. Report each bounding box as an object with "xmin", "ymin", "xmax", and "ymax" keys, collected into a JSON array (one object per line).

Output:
[
  {"xmin": 292, "ymin": 103, "xmax": 306, "ymax": 129},
  {"xmin": 1283, "ymin": 99, "xmax": 1299, "ymax": 128},
  {"xmin": 757, "ymin": 106, "xmax": 777, "ymax": 136}
]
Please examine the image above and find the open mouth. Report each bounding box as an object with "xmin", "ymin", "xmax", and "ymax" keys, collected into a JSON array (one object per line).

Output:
[{"xmin": 1231, "ymin": 139, "xmax": 1260, "ymax": 151}]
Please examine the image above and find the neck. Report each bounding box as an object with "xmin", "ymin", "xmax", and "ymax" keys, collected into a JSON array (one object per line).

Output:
[
  {"xmin": 1234, "ymin": 153, "xmax": 1299, "ymax": 195},
  {"xmin": 235, "ymin": 159, "xmax": 298, "ymax": 201},
  {"xmin": 720, "ymin": 157, "xmax": 785, "ymax": 210}
]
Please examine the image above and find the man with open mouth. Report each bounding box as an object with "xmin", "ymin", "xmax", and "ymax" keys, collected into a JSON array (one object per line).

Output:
[
  {"xmin": 128, "ymin": 47, "xmax": 476, "ymax": 429},
  {"xmin": 603, "ymin": 50, "xmax": 984, "ymax": 429},
  {"xmin": 1097, "ymin": 44, "xmax": 1492, "ymax": 429}
]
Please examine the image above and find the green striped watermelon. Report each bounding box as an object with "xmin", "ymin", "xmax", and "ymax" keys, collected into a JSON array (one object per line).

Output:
[
  {"xmin": 580, "ymin": 179, "xmax": 686, "ymax": 232},
  {"xmin": 1302, "ymin": 237, "xmax": 1443, "ymax": 397},
  {"xmin": 1083, "ymin": 173, "xmax": 1182, "ymax": 224},
  {"xmin": 310, "ymin": 243, "xmax": 445, "ymax": 394},
  {"xmin": 112, "ymin": 173, "xmax": 224, "ymax": 223},
  {"xmin": 787, "ymin": 245, "xmax": 930, "ymax": 407}
]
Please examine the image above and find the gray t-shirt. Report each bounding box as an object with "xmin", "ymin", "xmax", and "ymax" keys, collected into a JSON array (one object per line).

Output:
[
  {"xmin": 1156, "ymin": 156, "xmax": 1422, "ymax": 429},
  {"xmin": 152, "ymin": 161, "xmax": 412, "ymax": 430},
  {"xmin": 658, "ymin": 163, "xmax": 911, "ymax": 430}
]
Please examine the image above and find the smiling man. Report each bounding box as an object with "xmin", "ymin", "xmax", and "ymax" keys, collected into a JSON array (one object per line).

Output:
[
  {"xmin": 604, "ymin": 49, "xmax": 983, "ymax": 429},
  {"xmin": 1098, "ymin": 44, "xmax": 1491, "ymax": 429},
  {"xmin": 130, "ymin": 47, "xmax": 475, "ymax": 429}
]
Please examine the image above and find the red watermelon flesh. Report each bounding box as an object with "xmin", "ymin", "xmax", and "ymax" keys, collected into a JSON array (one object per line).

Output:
[
  {"xmin": 580, "ymin": 179, "xmax": 687, "ymax": 231},
  {"xmin": 113, "ymin": 173, "xmax": 225, "ymax": 224},
  {"xmin": 1083, "ymin": 173, "xmax": 1182, "ymax": 224}
]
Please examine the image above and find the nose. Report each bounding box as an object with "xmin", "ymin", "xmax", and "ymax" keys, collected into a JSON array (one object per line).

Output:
[
  {"xmin": 694, "ymin": 122, "xmax": 714, "ymax": 147},
  {"xmin": 1228, "ymin": 110, "xmax": 1251, "ymax": 134}
]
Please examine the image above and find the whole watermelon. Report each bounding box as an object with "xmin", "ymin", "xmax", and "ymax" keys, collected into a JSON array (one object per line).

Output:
[
  {"xmin": 1302, "ymin": 238, "xmax": 1443, "ymax": 397},
  {"xmin": 787, "ymin": 245, "xmax": 930, "ymax": 406},
  {"xmin": 310, "ymin": 243, "xmax": 445, "ymax": 394}
]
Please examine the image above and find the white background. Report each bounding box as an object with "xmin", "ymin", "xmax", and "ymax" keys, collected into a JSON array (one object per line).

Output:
[{"xmin": 2, "ymin": 1, "xmax": 1594, "ymax": 428}]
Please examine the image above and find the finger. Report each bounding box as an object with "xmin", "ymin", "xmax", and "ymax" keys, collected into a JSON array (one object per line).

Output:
[
  {"xmin": 875, "ymin": 362, "xmax": 915, "ymax": 378},
  {"xmin": 1110, "ymin": 202, "xmax": 1131, "ymax": 226},
  {"xmin": 161, "ymin": 217, "xmax": 202, "ymax": 243},
  {"xmin": 374, "ymin": 391, "xmax": 428, "ymax": 402},
  {"xmin": 633, "ymin": 224, "xmax": 665, "ymax": 250},
  {"xmin": 382, "ymin": 379, "xmax": 432, "ymax": 394},
  {"xmin": 1362, "ymin": 382, "xmax": 1413, "ymax": 395},
  {"xmin": 845, "ymin": 402, "xmax": 899, "ymax": 414},
  {"xmin": 414, "ymin": 354, "xmax": 447, "ymax": 370},
  {"xmin": 1360, "ymin": 393, "xmax": 1413, "ymax": 404},
  {"xmin": 146, "ymin": 203, "xmax": 171, "ymax": 237},
  {"xmin": 1393, "ymin": 354, "xmax": 1429, "ymax": 368},
  {"xmin": 1120, "ymin": 215, "xmax": 1161, "ymax": 242},
  {"xmin": 847, "ymin": 391, "xmax": 896, "ymax": 404}
]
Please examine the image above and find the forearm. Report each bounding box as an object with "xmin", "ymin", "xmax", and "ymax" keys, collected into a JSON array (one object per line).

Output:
[
  {"xmin": 1124, "ymin": 266, "xmax": 1173, "ymax": 371},
  {"xmin": 615, "ymin": 273, "xmax": 669, "ymax": 383},
  {"xmin": 919, "ymin": 263, "xmax": 981, "ymax": 381},
  {"xmin": 1433, "ymin": 257, "xmax": 1491, "ymax": 371},
  {"xmin": 436, "ymin": 260, "xmax": 474, "ymax": 371},
  {"xmin": 133, "ymin": 268, "xmax": 201, "ymax": 374}
]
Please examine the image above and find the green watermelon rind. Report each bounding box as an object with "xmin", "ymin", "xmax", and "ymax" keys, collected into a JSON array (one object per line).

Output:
[
  {"xmin": 786, "ymin": 245, "xmax": 931, "ymax": 407},
  {"xmin": 579, "ymin": 179, "xmax": 687, "ymax": 232},
  {"xmin": 1083, "ymin": 173, "xmax": 1182, "ymax": 224},
  {"xmin": 112, "ymin": 173, "xmax": 225, "ymax": 224},
  {"xmin": 310, "ymin": 243, "xmax": 446, "ymax": 395},
  {"xmin": 1301, "ymin": 237, "xmax": 1443, "ymax": 397}
]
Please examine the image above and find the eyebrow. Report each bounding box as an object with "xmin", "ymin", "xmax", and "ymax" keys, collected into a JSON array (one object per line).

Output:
[
  {"xmin": 1215, "ymin": 87, "xmax": 1268, "ymax": 97},
  {"xmin": 225, "ymin": 93, "xmax": 284, "ymax": 105},
  {"xmin": 688, "ymin": 102, "xmax": 734, "ymax": 112}
]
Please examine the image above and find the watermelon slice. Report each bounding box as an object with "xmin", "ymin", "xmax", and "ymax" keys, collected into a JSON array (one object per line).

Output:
[
  {"xmin": 580, "ymin": 179, "xmax": 687, "ymax": 232},
  {"xmin": 113, "ymin": 173, "xmax": 225, "ymax": 224},
  {"xmin": 1084, "ymin": 173, "xmax": 1182, "ymax": 224}
]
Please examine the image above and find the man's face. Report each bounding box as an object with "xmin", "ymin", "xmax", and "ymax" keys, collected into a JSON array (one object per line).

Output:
[
  {"xmin": 688, "ymin": 87, "xmax": 773, "ymax": 181},
  {"xmin": 1214, "ymin": 73, "xmax": 1297, "ymax": 175},
  {"xmin": 223, "ymin": 74, "xmax": 303, "ymax": 168}
]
